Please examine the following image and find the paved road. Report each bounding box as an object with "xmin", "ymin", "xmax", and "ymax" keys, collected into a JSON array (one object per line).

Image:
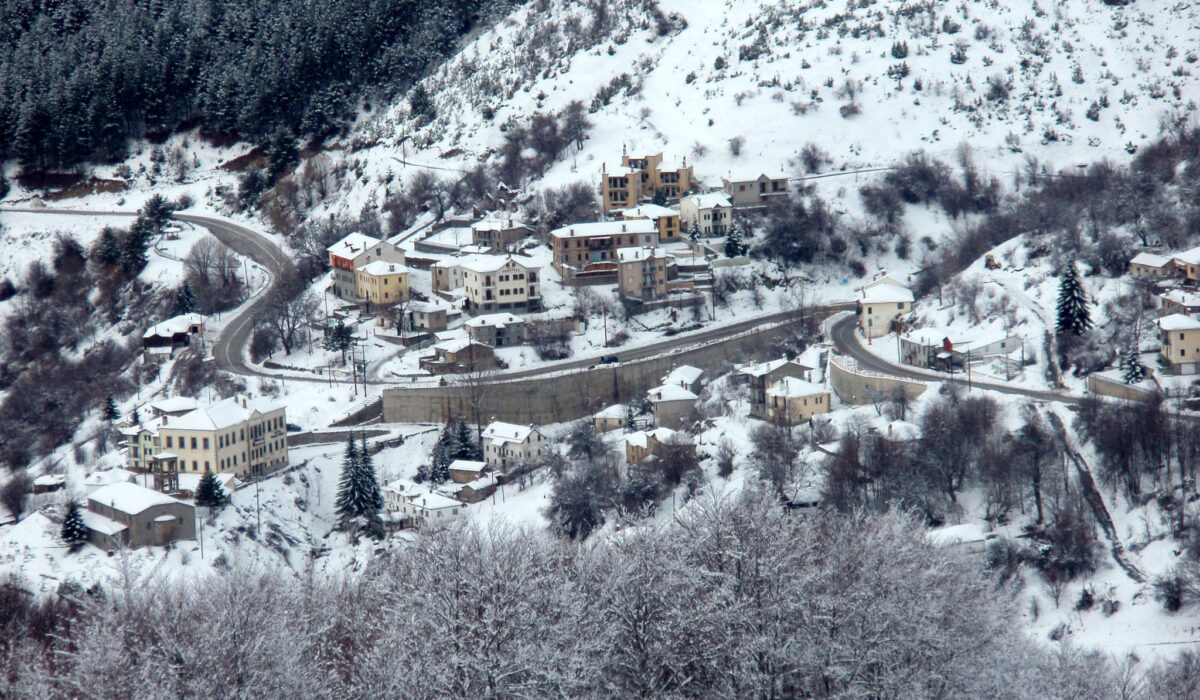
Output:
[
  {"xmin": 0, "ymin": 207, "xmax": 296, "ymax": 378},
  {"xmin": 828, "ymin": 313, "xmax": 1080, "ymax": 405}
]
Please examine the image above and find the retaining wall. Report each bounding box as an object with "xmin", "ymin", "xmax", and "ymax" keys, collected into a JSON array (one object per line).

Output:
[
  {"xmin": 828, "ymin": 353, "xmax": 927, "ymax": 405},
  {"xmin": 1087, "ymin": 374, "xmax": 1157, "ymax": 402}
]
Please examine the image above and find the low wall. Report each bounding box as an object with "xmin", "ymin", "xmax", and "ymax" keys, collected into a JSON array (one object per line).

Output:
[
  {"xmin": 287, "ymin": 428, "xmax": 390, "ymax": 448},
  {"xmin": 1087, "ymin": 374, "xmax": 1157, "ymax": 402},
  {"xmin": 381, "ymin": 321, "xmax": 801, "ymax": 424},
  {"xmin": 828, "ymin": 353, "xmax": 927, "ymax": 405}
]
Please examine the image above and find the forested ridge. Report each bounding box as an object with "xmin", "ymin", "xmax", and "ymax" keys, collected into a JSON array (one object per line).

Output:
[{"xmin": 0, "ymin": 0, "xmax": 515, "ymax": 170}]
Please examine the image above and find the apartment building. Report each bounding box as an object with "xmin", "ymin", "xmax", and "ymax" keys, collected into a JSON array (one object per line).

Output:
[
  {"xmin": 601, "ymin": 152, "xmax": 695, "ymax": 213},
  {"xmin": 617, "ymin": 246, "xmax": 670, "ymax": 301},
  {"xmin": 126, "ymin": 395, "xmax": 287, "ymax": 478},
  {"xmin": 550, "ymin": 219, "xmax": 658, "ymax": 282},
  {"xmin": 456, "ymin": 254, "xmax": 541, "ymax": 313},
  {"xmin": 679, "ymin": 192, "xmax": 733, "ymax": 236},
  {"xmin": 327, "ymin": 233, "xmax": 406, "ymax": 301},
  {"xmin": 623, "ymin": 203, "xmax": 682, "ymax": 242}
]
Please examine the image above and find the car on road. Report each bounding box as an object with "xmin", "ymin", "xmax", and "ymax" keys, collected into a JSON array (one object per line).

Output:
[{"xmin": 600, "ymin": 355, "xmax": 619, "ymax": 364}]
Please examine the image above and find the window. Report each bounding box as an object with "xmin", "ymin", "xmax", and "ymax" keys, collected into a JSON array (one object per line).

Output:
[
  {"xmin": 203, "ymin": 438, "xmax": 209, "ymax": 449},
  {"xmin": 193, "ymin": 461, "xmax": 198, "ymax": 471},
  {"xmin": 166, "ymin": 436, "xmax": 173, "ymax": 448},
  {"xmin": 191, "ymin": 437, "xmax": 198, "ymax": 449}
]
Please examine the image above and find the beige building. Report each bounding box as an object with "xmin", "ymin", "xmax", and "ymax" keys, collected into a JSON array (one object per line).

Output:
[
  {"xmin": 355, "ymin": 261, "xmax": 410, "ymax": 310},
  {"xmin": 481, "ymin": 422, "xmax": 547, "ymax": 470},
  {"xmin": 550, "ymin": 220, "xmax": 658, "ymax": 282},
  {"xmin": 593, "ymin": 404, "xmax": 627, "ymax": 434},
  {"xmin": 446, "ymin": 254, "xmax": 541, "ymax": 313},
  {"xmin": 738, "ymin": 358, "xmax": 815, "ymax": 419},
  {"xmin": 83, "ymin": 482, "xmax": 196, "ymax": 550},
  {"xmin": 1174, "ymin": 248, "xmax": 1200, "ymax": 282},
  {"xmin": 1159, "ymin": 289, "xmax": 1200, "ymax": 316},
  {"xmin": 1159, "ymin": 314, "xmax": 1200, "ymax": 374},
  {"xmin": 126, "ymin": 396, "xmax": 287, "ymax": 478},
  {"xmin": 617, "ymin": 246, "xmax": 671, "ymax": 301},
  {"xmin": 858, "ymin": 276, "xmax": 914, "ymax": 339},
  {"xmin": 471, "ymin": 213, "xmax": 533, "ymax": 251},
  {"xmin": 623, "ymin": 204, "xmax": 682, "ymax": 242},
  {"xmin": 1130, "ymin": 252, "xmax": 1176, "ymax": 280},
  {"xmin": 647, "ymin": 383, "xmax": 699, "ymax": 429},
  {"xmin": 465, "ymin": 312, "xmax": 525, "ymax": 347},
  {"xmin": 601, "ymin": 153, "xmax": 695, "ymax": 213},
  {"xmin": 679, "ymin": 192, "xmax": 733, "ymax": 236},
  {"xmin": 327, "ymin": 233, "xmax": 406, "ymax": 302},
  {"xmin": 766, "ymin": 377, "xmax": 831, "ymax": 425},
  {"xmin": 722, "ymin": 172, "xmax": 790, "ymax": 207}
]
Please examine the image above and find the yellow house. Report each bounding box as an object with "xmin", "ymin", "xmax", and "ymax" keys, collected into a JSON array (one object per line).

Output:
[
  {"xmin": 766, "ymin": 377, "xmax": 831, "ymax": 425},
  {"xmin": 1173, "ymin": 248, "xmax": 1200, "ymax": 282},
  {"xmin": 623, "ymin": 204, "xmax": 681, "ymax": 242},
  {"xmin": 602, "ymin": 153, "xmax": 695, "ymax": 213},
  {"xmin": 1158, "ymin": 314, "xmax": 1200, "ymax": 374},
  {"xmin": 355, "ymin": 261, "xmax": 410, "ymax": 309}
]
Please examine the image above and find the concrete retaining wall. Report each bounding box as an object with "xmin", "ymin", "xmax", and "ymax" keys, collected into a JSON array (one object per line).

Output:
[
  {"xmin": 1087, "ymin": 374, "xmax": 1157, "ymax": 402},
  {"xmin": 828, "ymin": 353, "xmax": 927, "ymax": 405},
  {"xmin": 287, "ymin": 428, "xmax": 389, "ymax": 448},
  {"xmin": 382, "ymin": 322, "xmax": 799, "ymax": 424}
]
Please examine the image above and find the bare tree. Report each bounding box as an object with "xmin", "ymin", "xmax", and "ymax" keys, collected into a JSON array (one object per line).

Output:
[
  {"xmin": 0, "ymin": 470, "xmax": 33, "ymax": 521},
  {"xmin": 257, "ymin": 273, "xmax": 319, "ymax": 355}
]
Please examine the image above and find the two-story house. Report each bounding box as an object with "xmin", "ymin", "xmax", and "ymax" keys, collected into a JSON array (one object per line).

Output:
[
  {"xmin": 858, "ymin": 276, "xmax": 914, "ymax": 339},
  {"xmin": 679, "ymin": 192, "xmax": 733, "ymax": 236},
  {"xmin": 722, "ymin": 171, "xmax": 790, "ymax": 207},
  {"xmin": 481, "ymin": 422, "xmax": 546, "ymax": 470},
  {"xmin": 550, "ymin": 220, "xmax": 658, "ymax": 283},
  {"xmin": 1159, "ymin": 314, "xmax": 1200, "ymax": 374},
  {"xmin": 623, "ymin": 203, "xmax": 681, "ymax": 242},
  {"xmin": 465, "ymin": 313, "xmax": 526, "ymax": 347},
  {"xmin": 327, "ymin": 233, "xmax": 406, "ymax": 302},
  {"xmin": 737, "ymin": 358, "xmax": 815, "ymax": 419},
  {"xmin": 765, "ymin": 376, "xmax": 831, "ymax": 425},
  {"xmin": 83, "ymin": 482, "xmax": 196, "ymax": 550},
  {"xmin": 470, "ymin": 213, "xmax": 533, "ymax": 251}
]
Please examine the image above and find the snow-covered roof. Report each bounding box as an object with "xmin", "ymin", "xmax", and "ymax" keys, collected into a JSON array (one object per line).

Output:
[
  {"xmin": 626, "ymin": 428, "xmax": 677, "ymax": 449},
  {"xmin": 80, "ymin": 510, "xmax": 128, "ymax": 536},
  {"xmin": 1158, "ymin": 313, "xmax": 1200, "ymax": 332},
  {"xmin": 471, "ymin": 213, "xmax": 529, "ymax": 232},
  {"xmin": 926, "ymin": 523, "xmax": 995, "ymax": 547},
  {"xmin": 327, "ymin": 233, "xmax": 386, "ymax": 259},
  {"xmin": 663, "ymin": 365, "xmax": 703, "ymax": 387},
  {"xmin": 84, "ymin": 469, "xmax": 136, "ymax": 487},
  {"xmin": 151, "ymin": 397, "xmax": 199, "ymax": 414},
  {"xmin": 595, "ymin": 403, "xmax": 626, "ymax": 419},
  {"xmin": 616, "ymin": 246, "xmax": 668, "ymax": 263},
  {"xmin": 766, "ymin": 376, "xmax": 826, "ymax": 398},
  {"xmin": 448, "ymin": 459, "xmax": 487, "ymax": 473},
  {"xmin": 683, "ymin": 192, "xmax": 732, "ymax": 209},
  {"xmin": 738, "ymin": 358, "xmax": 812, "ymax": 378},
  {"xmin": 88, "ymin": 482, "xmax": 185, "ymax": 515},
  {"xmin": 142, "ymin": 313, "xmax": 204, "ymax": 339},
  {"xmin": 606, "ymin": 165, "xmax": 642, "ymax": 176},
  {"xmin": 623, "ymin": 204, "xmax": 678, "ymax": 219},
  {"xmin": 152, "ymin": 451, "xmax": 178, "ymax": 461},
  {"xmin": 1174, "ymin": 247, "xmax": 1200, "ymax": 266},
  {"xmin": 33, "ymin": 474, "xmax": 66, "ymax": 487},
  {"xmin": 433, "ymin": 337, "xmax": 484, "ymax": 354},
  {"xmin": 884, "ymin": 420, "xmax": 922, "ymax": 442},
  {"xmin": 550, "ymin": 219, "xmax": 658, "ymax": 240},
  {"xmin": 1160, "ymin": 289, "xmax": 1200, "ymax": 308},
  {"xmin": 647, "ymin": 384, "xmax": 699, "ymax": 403},
  {"xmin": 176, "ymin": 472, "xmax": 238, "ymax": 493},
  {"xmin": 409, "ymin": 300, "xmax": 452, "ymax": 314},
  {"xmin": 1130, "ymin": 252, "xmax": 1172, "ymax": 268},
  {"xmin": 408, "ymin": 492, "xmax": 464, "ymax": 511},
  {"xmin": 482, "ymin": 421, "xmax": 537, "ymax": 446},
  {"xmin": 165, "ymin": 395, "xmax": 283, "ymax": 431},
  {"xmin": 724, "ymin": 170, "xmax": 788, "ymax": 182},
  {"xmin": 903, "ymin": 327, "xmax": 1014, "ymax": 351},
  {"xmin": 464, "ymin": 312, "xmax": 524, "ymax": 328},
  {"xmin": 456, "ymin": 253, "xmax": 536, "ymax": 273},
  {"xmin": 860, "ymin": 280, "xmax": 914, "ymax": 304},
  {"xmin": 357, "ymin": 260, "xmax": 410, "ymax": 276}
]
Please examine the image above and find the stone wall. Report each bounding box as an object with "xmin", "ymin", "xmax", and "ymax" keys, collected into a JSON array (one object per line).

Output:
[
  {"xmin": 828, "ymin": 353, "xmax": 927, "ymax": 405},
  {"xmin": 1087, "ymin": 373, "xmax": 1156, "ymax": 402}
]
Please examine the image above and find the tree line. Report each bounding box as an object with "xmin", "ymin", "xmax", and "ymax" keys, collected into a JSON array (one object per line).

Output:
[{"xmin": 0, "ymin": 0, "xmax": 517, "ymax": 171}]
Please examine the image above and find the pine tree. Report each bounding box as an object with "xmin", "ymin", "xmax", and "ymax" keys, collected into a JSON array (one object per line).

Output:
[
  {"xmin": 335, "ymin": 435, "xmax": 362, "ymax": 528},
  {"xmin": 102, "ymin": 395, "xmax": 119, "ymax": 422},
  {"xmin": 688, "ymin": 220, "xmax": 702, "ymax": 242},
  {"xmin": 324, "ymin": 318, "xmax": 355, "ymax": 364},
  {"xmin": 359, "ymin": 435, "xmax": 383, "ymax": 516},
  {"xmin": 175, "ymin": 282, "xmax": 197, "ymax": 315},
  {"xmin": 429, "ymin": 437, "xmax": 451, "ymax": 484},
  {"xmin": 61, "ymin": 501, "xmax": 89, "ymax": 551},
  {"xmin": 195, "ymin": 472, "xmax": 226, "ymax": 508},
  {"xmin": 1055, "ymin": 261, "xmax": 1092, "ymax": 337},
  {"xmin": 1122, "ymin": 346, "xmax": 1145, "ymax": 385},
  {"xmin": 121, "ymin": 218, "xmax": 152, "ymax": 276},
  {"xmin": 93, "ymin": 227, "xmax": 124, "ymax": 267},
  {"xmin": 724, "ymin": 219, "xmax": 747, "ymax": 257},
  {"xmin": 335, "ymin": 434, "xmax": 382, "ymax": 532},
  {"xmin": 453, "ymin": 418, "xmax": 482, "ymax": 461}
]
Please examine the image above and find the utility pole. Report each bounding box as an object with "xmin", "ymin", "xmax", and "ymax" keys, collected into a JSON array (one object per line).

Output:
[{"xmin": 256, "ymin": 479, "xmax": 262, "ymax": 533}]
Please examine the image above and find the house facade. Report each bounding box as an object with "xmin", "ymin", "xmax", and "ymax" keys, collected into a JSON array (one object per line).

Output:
[
  {"xmin": 481, "ymin": 422, "xmax": 546, "ymax": 469},
  {"xmin": 738, "ymin": 358, "xmax": 815, "ymax": 419},
  {"xmin": 679, "ymin": 192, "xmax": 733, "ymax": 236},
  {"xmin": 84, "ymin": 482, "xmax": 196, "ymax": 550},
  {"xmin": 355, "ymin": 261, "xmax": 410, "ymax": 310},
  {"xmin": 593, "ymin": 404, "xmax": 627, "ymax": 434},
  {"xmin": 471, "ymin": 214, "xmax": 532, "ymax": 251},
  {"xmin": 550, "ymin": 220, "xmax": 659, "ymax": 283},
  {"xmin": 327, "ymin": 233, "xmax": 406, "ymax": 301},
  {"xmin": 617, "ymin": 246, "xmax": 670, "ymax": 301},
  {"xmin": 1159, "ymin": 314, "xmax": 1200, "ymax": 374},
  {"xmin": 465, "ymin": 313, "xmax": 526, "ymax": 347},
  {"xmin": 899, "ymin": 329, "xmax": 1020, "ymax": 370},
  {"xmin": 142, "ymin": 313, "xmax": 205, "ymax": 362},
  {"xmin": 457, "ymin": 254, "xmax": 541, "ymax": 313},
  {"xmin": 601, "ymin": 153, "xmax": 695, "ymax": 213},
  {"xmin": 126, "ymin": 396, "xmax": 287, "ymax": 478},
  {"xmin": 394, "ymin": 491, "xmax": 468, "ymax": 527},
  {"xmin": 857, "ymin": 276, "xmax": 914, "ymax": 339},
  {"xmin": 404, "ymin": 300, "xmax": 451, "ymax": 333},
  {"xmin": 1159, "ymin": 289, "xmax": 1200, "ymax": 316},
  {"xmin": 766, "ymin": 377, "xmax": 831, "ymax": 425},
  {"xmin": 624, "ymin": 427, "xmax": 679, "ymax": 465},
  {"xmin": 647, "ymin": 384, "xmax": 699, "ymax": 429},
  {"xmin": 722, "ymin": 172, "xmax": 790, "ymax": 207},
  {"xmin": 420, "ymin": 338, "xmax": 495, "ymax": 374},
  {"xmin": 623, "ymin": 204, "xmax": 681, "ymax": 242},
  {"xmin": 1174, "ymin": 248, "xmax": 1200, "ymax": 282},
  {"xmin": 1130, "ymin": 252, "xmax": 1177, "ymax": 280}
]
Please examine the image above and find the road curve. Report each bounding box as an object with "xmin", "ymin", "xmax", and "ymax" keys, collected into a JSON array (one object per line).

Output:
[{"xmin": 829, "ymin": 313, "xmax": 1080, "ymax": 405}]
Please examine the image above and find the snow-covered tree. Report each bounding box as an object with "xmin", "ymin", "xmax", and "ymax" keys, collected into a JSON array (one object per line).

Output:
[
  {"xmin": 194, "ymin": 472, "xmax": 226, "ymax": 509},
  {"xmin": 174, "ymin": 282, "xmax": 197, "ymax": 315},
  {"xmin": 724, "ymin": 219, "xmax": 747, "ymax": 257},
  {"xmin": 1055, "ymin": 261, "xmax": 1092, "ymax": 336},
  {"xmin": 61, "ymin": 501, "xmax": 88, "ymax": 550},
  {"xmin": 335, "ymin": 434, "xmax": 383, "ymax": 532},
  {"xmin": 1122, "ymin": 346, "xmax": 1145, "ymax": 384},
  {"xmin": 102, "ymin": 395, "xmax": 119, "ymax": 422},
  {"xmin": 323, "ymin": 318, "xmax": 355, "ymax": 364}
]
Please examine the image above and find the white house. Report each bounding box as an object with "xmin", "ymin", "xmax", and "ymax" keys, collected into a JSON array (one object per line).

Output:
[
  {"xmin": 662, "ymin": 365, "xmax": 704, "ymax": 394},
  {"xmin": 679, "ymin": 192, "xmax": 733, "ymax": 236},
  {"xmin": 481, "ymin": 422, "xmax": 546, "ymax": 469},
  {"xmin": 858, "ymin": 276, "xmax": 914, "ymax": 339},
  {"xmin": 395, "ymin": 491, "xmax": 467, "ymax": 527}
]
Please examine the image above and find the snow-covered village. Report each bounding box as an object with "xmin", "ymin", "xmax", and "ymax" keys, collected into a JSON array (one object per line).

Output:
[{"xmin": 2, "ymin": 0, "xmax": 1200, "ymax": 696}]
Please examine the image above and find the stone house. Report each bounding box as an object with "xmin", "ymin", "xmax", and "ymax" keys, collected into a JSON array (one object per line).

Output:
[
  {"xmin": 420, "ymin": 337, "xmax": 496, "ymax": 374},
  {"xmin": 647, "ymin": 384, "xmax": 699, "ymax": 429},
  {"xmin": 470, "ymin": 213, "xmax": 533, "ymax": 251},
  {"xmin": 737, "ymin": 358, "xmax": 815, "ymax": 419}
]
